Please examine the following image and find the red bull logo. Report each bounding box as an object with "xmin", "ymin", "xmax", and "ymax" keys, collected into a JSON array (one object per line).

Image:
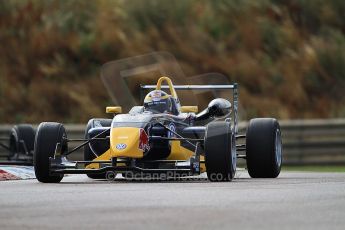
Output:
[{"xmin": 139, "ymin": 129, "xmax": 150, "ymax": 152}]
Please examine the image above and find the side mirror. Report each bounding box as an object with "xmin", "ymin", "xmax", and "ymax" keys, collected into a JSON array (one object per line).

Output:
[
  {"xmin": 180, "ymin": 106, "xmax": 198, "ymax": 113},
  {"xmin": 106, "ymin": 106, "xmax": 122, "ymax": 114},
  {"xmin": 195, "ymin": 98, "xmax": 231, "ymax": 121},
  {"xmin": 207, "ymin": 98, "xmax": 231, "ymax": 117}
]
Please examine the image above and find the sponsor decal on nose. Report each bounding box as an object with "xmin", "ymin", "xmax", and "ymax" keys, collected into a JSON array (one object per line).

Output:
[
  {"xmin": 139, "ymin": 128, "xmax": 150, "ymax": 152},
  {"xmin": 116, "ymin": 143, "xmax": 127, "ymax": 150}
]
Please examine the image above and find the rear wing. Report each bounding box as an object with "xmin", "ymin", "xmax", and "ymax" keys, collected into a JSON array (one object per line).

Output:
[{"xmin": 140, "ymin": 84, "xmax": 239, "ymax": 134}]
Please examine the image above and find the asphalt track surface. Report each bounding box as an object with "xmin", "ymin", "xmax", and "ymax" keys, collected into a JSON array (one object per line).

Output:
[{"xmin": 1, "ymin": 171, "xmax": 345, "ymax": 230}]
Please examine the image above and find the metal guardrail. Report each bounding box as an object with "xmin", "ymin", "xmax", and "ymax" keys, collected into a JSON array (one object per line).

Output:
[
  {"xmin": 280, "ymin": 119, "xmax": 345, "ymax": 165},
  {"xmin": 1, "ymin": 119, "xmax": 345, "ymax": 165}
]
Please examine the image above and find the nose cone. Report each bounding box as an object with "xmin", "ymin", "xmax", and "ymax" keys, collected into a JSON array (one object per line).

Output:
[{"xmin": 110, "ymin": 127, "xmax": 144, "ymax": 158}]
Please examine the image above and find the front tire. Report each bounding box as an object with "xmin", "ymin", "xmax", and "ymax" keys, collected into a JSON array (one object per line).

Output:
[
  {"xmin": 8, "ymin": 124, "xmax": 36, "ymax": 158},
  {"xmin": 246, "ymin": 118, "xmax": 282, "ymax": 178},
  {"xmin": 34, "ymin": 122, "xmax": 66, "ymax": 183},
  {"xmin": 204, "ymin": 121, "xmax": 236, "ymax": 182}
]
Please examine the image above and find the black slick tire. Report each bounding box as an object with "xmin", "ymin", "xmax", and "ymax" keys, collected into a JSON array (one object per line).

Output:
[
  {"xmin": 204, "ymin": 121, "xmax": 236, "ymax": 182},
  {"xmin": 9, "ymin": 124, "xmax": 36, "ymax": 158},
  {"xmin": 34, "ymin": 122, "xmax": 66, "ymax": 183},
  {"xmin": 246, "ymin": 118, "xmax": 282, "ymax": 178}
]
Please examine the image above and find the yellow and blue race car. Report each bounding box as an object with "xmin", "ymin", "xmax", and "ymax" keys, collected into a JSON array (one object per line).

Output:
[
  {"xmin": 0, "ymin": 124, "xmax": 36, "ymax": 166},
  {"xmin": 33, "ymin": 76, "xmax": 282, "ymax": 183}
]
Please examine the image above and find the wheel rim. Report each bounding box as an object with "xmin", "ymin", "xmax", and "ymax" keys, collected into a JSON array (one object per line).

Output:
[{"xmin": 275, "ymin": 129, "xmax": 282, "ymax": 167}]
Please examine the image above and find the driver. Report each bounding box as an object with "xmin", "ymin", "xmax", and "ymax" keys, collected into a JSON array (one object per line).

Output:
[{"xmin": 143, "ymin": 90, "xmax": 178, "ymax": 114}]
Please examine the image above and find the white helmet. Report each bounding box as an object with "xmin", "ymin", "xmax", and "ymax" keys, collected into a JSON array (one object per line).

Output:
[{"xmin": 143, "ymin": 90, "xmax": 178, "ymax": 114}]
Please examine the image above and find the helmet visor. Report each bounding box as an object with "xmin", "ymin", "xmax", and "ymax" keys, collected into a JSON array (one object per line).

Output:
[{"xmin": 144, "ymin": 100, "xmax": 170, "ymax": 113}]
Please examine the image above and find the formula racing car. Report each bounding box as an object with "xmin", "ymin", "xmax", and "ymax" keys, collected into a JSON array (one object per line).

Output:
[
  {"xmin": 0, "ymin": 124, "xmax": 36, "ymax": 165},
  {"xmin": 33, "ymin": 76, "xmax": 282, "ymax": 183}
]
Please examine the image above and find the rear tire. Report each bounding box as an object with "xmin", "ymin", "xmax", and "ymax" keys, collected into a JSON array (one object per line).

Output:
[
  {"xmin": 8, "ymin": 124, "xmax": 36, "ymax": 158},
  {"xmin": 204, "ymin": 121, "xmax": 236, "ymax": 182},
  {"xmin": 34, "ymin": 122, "xmax": 66, "ymax": 183},
  {"xmin": 246, "ymin": 118, "xmax": 282, "ymax": 178},
  {"xmin": 84, "ymin": 118, "xmax": 112, "ymax": 179}
]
